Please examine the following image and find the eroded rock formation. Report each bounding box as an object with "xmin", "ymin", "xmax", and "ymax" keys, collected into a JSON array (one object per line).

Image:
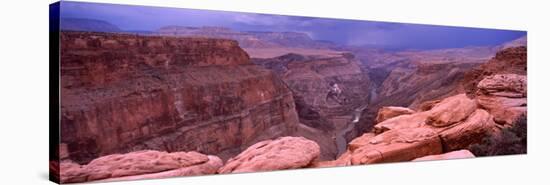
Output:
[
  {"xmin": 60, "ymin": 32, "xmax": 300, "ymax": 163},
  {"xmin": 218, "ymin": 137, "xmax": 320, "ymax": 173},
  {"xmin": 59, "ymin": 150, "xmax": 222, "ymax": 183},
  {"xmin": 462, "ymin": 46, "xmax": 527, "ymax": 126},
  {"xmin": 374, "ymin": 106, "xmax": 415, "ymax": 123},
  {"xmin": 317, "ymin": 94, "xmax": 497, "ymax": 166}
]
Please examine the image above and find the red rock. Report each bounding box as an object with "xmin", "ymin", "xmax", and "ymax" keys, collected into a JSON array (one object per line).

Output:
[
  {"xmin": 412, "ymin": 150, "xmax": 475, "ymax": 162},
  {"xmin": 477, "ymin": 95, "xmax": 526, "ymax": 125},
  {"xmin": 60, "ymin": 32, "xmax": 300, "ymax": 163},
  {"xmin": 477, "ymin": 74, "xmax": 526, "ymax": 97},
  {"xmin": 439, "ymin": 109, "xmax": 496, "ymax": 151},
  {"xmin": 97, "ymin": 155, "xmax": 222, "ymax": 182},
  {"xmin": 373, "ymin": 111, "xmax": 430, "ymax": 134},
  {"xmin": 309, "ymin": 151, "xmax": 352, "ymax": 168},
  {"xmin": 59, "ymin": 150, "xmax": 221, "ymax": 183},
  {"xmin": 348, "ymin": 133, "xmax": 375, "ymax": 151},
  {"xmin": 218, "ymin": 137, "xmax": 320, "ymax": 173},
  {"xmin": 349, "ymin": 127, "xmax": 442, "ymax": 165},
  {"xmin": 375, "ymin": 106, "xmax": 415, "ymax": 123},
  {"xmin": 320, "ymin": 95, "xmax": 497, "ymax": 166},
  {"xmin": 59, "ymin": 161, "xmax": 87, "ymax": 183},
  {"xmin": 475, "ymin": 74, "xmax": 527, "ymax": 125},
  {"xmin": 426, "ymin": 94, "xmax": 477, "ymax": 127},
  {"xmin": 462, "ymin": 46, "xmax": 527, "ymax": 95}
]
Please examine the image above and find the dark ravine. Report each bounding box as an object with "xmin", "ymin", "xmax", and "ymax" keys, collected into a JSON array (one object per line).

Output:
[
  {"xmin": 335, "ymin": 104, "xmax": 368, "ymax": 156},
  {"xmin": 252, "ymin": 53, "xmax": 372, "ymax": 160}
]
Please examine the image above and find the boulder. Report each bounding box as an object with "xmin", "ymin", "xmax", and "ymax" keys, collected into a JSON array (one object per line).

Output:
[
  {"xmin": 412, "ymin": 150, "xmax": 475, "ymax": 162},
  {"xmin": 59, "ymin": 150, "xmax": 221, "ymax": 183},
  {"xmin": 476, "ymin": 74, "xmax": 527, "ymax": 125},
  {"xmin": 349, "ymin": 127, "xmax": 443, "ymax": 165},
  {"xmin": 97, "ymin": 156, "xmax": 222, "ymax": 182},
  {"xmin": 218, "ymin": 137, "xmax": 320, "ymax": 173},
  {"xmin": 373, "ymin": 111, "xmax": 430, "ymax": 134},
  {"xmin": 477, "ymin": 74, "xmax": 526, "ymax": 97},
  {"xmin": 477, "ymin": 95, "xmax": 526, "ymax": 125},
  {"xmin": 439, "ymin": 109, "xmax": 496, "ymax": 151},
  {"xmin": 426, "ymin": 94, "xmax": 477, "ymax": 127},
  {"xmin": 375, "ymin": 106, "xmax": 416, "ymax": 123}
]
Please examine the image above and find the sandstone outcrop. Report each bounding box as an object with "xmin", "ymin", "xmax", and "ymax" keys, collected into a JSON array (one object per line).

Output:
[
  {"xmin": 412, "ymin": 150, "xmax": 475, "ymax": 162},
  {"xmin": 477, "ymin": 74, "xmax": 526, "ymax": 97},
  {"xmin": 462, "ymin": 46, "xmax": 527, "ymax": 95},
  {"xmin": 218, "ymin": 137, "xmax": 320, "ymax": 173},
  {"xmin": 319, "ymin": 94, "xmax": 496, "ymax": 166},
  {"xmin": 59, "ymin": 150, "xmax": 222, "ymax": 183},
  {"xmin": 349, "ymin": 127, "xmax": 443, "ymax": 164},
  {"xmin": 461, "ymin": 46, "xmax": 527, "ymax": 126},
  {"xmin": 373, "ymin": 111, "xmax": 430, "ymax": 134},
  {"xmin": 375, "ymin": 106, "xmax": 415, "ymax": 123},
  {"xmin": 60, "ymin": 32, "xmax": 300, "ymax": 163},
  {"xmin": 438, "ymin": 109, "xmax": 496, "ymax": 151},
  {"xmin": 476, "ymin": 74, "xmax": 527, "ymax": 126},
  {"xmin": 426, "ymin": 94, "xmax": 477, "ymax": 127}
]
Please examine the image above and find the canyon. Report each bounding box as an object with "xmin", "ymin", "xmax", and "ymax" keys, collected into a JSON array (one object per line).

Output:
[
  {"xmin": 55, "ymin": 27, "xmax": 526, "ymax": 183},
  {"xmin": 59, "ymin": 31, "xmax": 301, "ymax": 164}
]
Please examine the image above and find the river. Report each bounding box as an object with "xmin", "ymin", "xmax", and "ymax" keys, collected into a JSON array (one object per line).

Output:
[{"xmin": 335, "ymin": 104, "xmax": 369, "ymax": 156}]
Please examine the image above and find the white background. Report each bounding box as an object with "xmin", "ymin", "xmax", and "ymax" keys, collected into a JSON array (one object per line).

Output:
[{"xmin": 0, "ymin": 0, "xmax": 548, "ymax": 184}]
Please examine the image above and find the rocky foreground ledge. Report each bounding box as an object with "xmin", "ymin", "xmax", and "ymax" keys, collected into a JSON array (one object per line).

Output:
[
  {"xmin": 58, "ymin": 137, "xmax": 321, "ymax": 183},
  {"xmin": 57, "ymin": 71, "xmax": 526, "ymax": 183}
]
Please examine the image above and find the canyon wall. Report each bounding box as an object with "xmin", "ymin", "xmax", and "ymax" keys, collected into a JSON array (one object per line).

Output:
[{"xmin": 60, "ymin": 32, "xmax": 300, "ymax": 163}]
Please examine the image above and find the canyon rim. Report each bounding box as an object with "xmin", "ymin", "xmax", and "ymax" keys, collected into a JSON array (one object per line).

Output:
[{"xmin": 50, "ymin": 1, "xmax": 527, "ymax": 184}]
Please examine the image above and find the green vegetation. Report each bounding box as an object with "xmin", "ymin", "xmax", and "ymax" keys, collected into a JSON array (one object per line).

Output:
[{"xmin": 470, "ymin": 115, "xmax": 527, "ymax": 156}]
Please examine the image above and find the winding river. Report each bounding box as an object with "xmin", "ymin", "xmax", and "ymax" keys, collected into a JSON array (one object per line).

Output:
[{"xmin": 335, "ymin": 104, "xmax": 369, "ymax": 156}]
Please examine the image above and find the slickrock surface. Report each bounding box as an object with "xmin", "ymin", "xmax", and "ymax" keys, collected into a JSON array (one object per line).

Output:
[
  {"xmin": 463, "ymin": 46, "xmax": 527, "ymax": 126},
  {"xmin": 59, "ymin": 150, "xmax": 222, "ymax": 183},
  {"xmin": 319, "ymin": 94, "xmax": 497, "ymax": 166},
  {"xmin": 375, "ymin": 106, "xmax": 415, "ymax": 123},
  {"xmin": 218, "ymin": 137, "xmax": 320, "ymax": 173},
  {"xmin": 476, "ymin": 74, "xmax": 527, "ymax": 126},
  {"xmin": 349, "ymin": 127, "xmax": 443, "ymax": 164},
  {"xmin": 60, "ymin": 32, "xmax": 300, "ymax": 163},
  {"xmin": 412, "ymin": 150, "xmax": 475, "ymax": 162},
  {"xmin": 426, "ymin": 94, "xmax": 477, "ymax": 127}
]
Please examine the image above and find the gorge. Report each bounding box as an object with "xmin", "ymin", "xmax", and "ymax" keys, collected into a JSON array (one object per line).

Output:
[{"xmin": 55, "ymin": 27, "xmax": 526, "ymax": 183}]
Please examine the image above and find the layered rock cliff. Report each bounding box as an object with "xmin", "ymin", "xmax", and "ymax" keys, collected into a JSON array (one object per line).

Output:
[{"xmin": 60, "ymin": 31, "xmax": 300, "ymax": 164}]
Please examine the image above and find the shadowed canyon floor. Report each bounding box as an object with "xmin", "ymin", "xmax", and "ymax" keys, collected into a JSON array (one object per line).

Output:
[{"xmin": 54, "ymin": 30, "xmax": 526, "ymax": 183}]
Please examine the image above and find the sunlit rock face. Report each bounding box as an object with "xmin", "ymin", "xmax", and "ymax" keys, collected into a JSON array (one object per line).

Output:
[{"xmin": 60, "ymin": 32, "xmax": 300, "ymax": 164}]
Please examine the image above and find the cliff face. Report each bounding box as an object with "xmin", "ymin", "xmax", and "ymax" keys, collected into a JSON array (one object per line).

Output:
[
  {"xmin": 462, "ymin": 46, "xmax": 527, "ymax": 95},
  {"xmin": 60, "ymin": 32, "xmax": 300, "ymax": 164},
  {"xmin": 374, "ymin": 61, "xmax": 478, "ymax": 109}
]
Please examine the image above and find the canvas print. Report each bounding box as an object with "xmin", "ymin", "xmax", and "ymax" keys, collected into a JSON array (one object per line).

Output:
[{"xmin": 49, "ymin": 1, "xmax": 527, "ymax": 183}]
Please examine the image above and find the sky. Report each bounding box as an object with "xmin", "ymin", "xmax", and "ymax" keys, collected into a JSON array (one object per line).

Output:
[{"xmin": 59, "ymin": 1, "xmax": 526, "ymax": 50}]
